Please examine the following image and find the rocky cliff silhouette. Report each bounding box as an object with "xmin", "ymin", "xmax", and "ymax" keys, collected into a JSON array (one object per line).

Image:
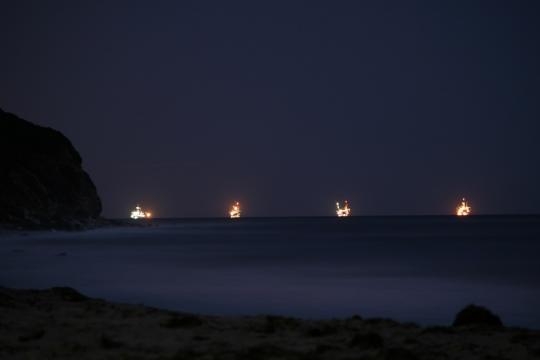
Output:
[{"xmin": 0, "ymin": 108, "xmax": 102, "ymax": 228}]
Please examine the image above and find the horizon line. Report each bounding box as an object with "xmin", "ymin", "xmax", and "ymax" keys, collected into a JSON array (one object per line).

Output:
[{"xmin": 112, "ymin": 213, "xmax": 540, "ymax": 220}]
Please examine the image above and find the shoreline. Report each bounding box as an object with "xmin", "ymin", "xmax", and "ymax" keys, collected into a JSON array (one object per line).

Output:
[
  {"xmin": 1, "ymin": 286, "xmax": 539, "ymax": 359},
  {"xmin": 0, "ymin": 218, "xmax": 153, "ymax": 232}
]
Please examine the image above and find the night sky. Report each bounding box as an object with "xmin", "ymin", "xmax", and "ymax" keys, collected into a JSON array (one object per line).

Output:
[{"xmin": 2, "ymin": 1, "xmax": 539, "ymax": 217}]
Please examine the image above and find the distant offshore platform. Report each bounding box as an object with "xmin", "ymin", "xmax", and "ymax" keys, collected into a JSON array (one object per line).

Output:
[
  {"xmin": 130, "ymin": 205, "xmax": 152, "ymax": 220},
  {"xmin": 129, "ymin": 197, "xmax": 473, "ymax": 219},
  {"xmin": 456, "ymin": 198, "xmax": 472, "ymax": 216},
  {"xmin": 336, "ymin": 201, "xmax": 351, "ymax": 217},
  {"xmin": 229, "ymin": 201, "xmax": 241, "ymax": 219}
]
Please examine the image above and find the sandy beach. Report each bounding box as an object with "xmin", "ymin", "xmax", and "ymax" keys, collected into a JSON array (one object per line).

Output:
[{"xmin": 1, "ymin": 286, "xmax": 539, "ymax": 360}]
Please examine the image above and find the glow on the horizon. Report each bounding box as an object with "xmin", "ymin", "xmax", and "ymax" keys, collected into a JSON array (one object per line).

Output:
[
  {"xmin": 229, "ymin": 201, "xmax": 241, "ymax": 218},
  {"xmin": 336, "ymin": 200, "xmax": 351, "ymax": 217},
  {"xmin": 456, "ymin": 198, "xmax": 471, "ymax": 216}
]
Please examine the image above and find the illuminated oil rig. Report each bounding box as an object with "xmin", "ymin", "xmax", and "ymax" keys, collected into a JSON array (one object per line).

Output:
[
  {"xmin": 456, "ymin": 198, "xmax": 471, "ymax": 216},
  {"xmin": 229, "ymin": 201, "xmax": 241, "ymax": 218},
  {"xmin": 130, "ymin": 205, "xmax": 152, "ymax": 219},
  {"xmin": 336, "ymin": 200, "xmax": 351, "ymax": 217}
]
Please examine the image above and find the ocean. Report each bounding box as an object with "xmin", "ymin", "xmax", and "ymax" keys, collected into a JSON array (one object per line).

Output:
[{"xmin": 1, "ymin": 216, "xmax": 539, "ymax": 328}]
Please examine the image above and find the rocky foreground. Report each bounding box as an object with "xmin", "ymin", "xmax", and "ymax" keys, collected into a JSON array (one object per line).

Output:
[{"xmin": 1, "ymin": 287, "xmax": 539, "ymax": 359}]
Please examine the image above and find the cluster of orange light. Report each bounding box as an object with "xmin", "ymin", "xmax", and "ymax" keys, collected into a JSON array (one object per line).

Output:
[
  {"xmin": 456, "ymin": 198, "xmax": 472, "ymax": 216},
  {"xmin": 229, "ymin": 201, "xmax": 241, "ymax": 219},
  {"xmin": 130, "ymin": 197, "xmax": 473, "ymax": 219},
  {"xmin": 336, "ymin": 200, "xmax": 351, "ymax": 217},
  {"xmin": 130, "ymin": 205, "xmax": 152, "ymax": 219}
]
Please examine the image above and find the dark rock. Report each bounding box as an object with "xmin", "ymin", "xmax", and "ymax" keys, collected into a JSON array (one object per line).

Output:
[
  {"xmin": 192, "ymin": 335, "xmax": 209, "ymax": 341},
  {"xmin": 262, "ymin": 315, "xmax": 301, "ymax": 333},
  {"xmin": 315, "ymin": 344, "xmax": 340, "ymax": 353},
  {"xmin": 0, "ymin": 108, "xmax": 101, "ymax": 228},
  {"xmin": 510, "ymin": 331, "xmax": 540, "ymax": 344},
  {"xmin": 349, "ymin": 332, "xmax": 384, "ymax": 349},
  {"xmin": 100, "ymin": 334, "xmax": 124, "ymax": 349},
  {"xmin": 364, "ymin": 317, "xmax": 400, "ymax": 326},
  {"xmin": 452, "ymin": 304, "xmax": 503, "ymax": 327},
  {"xmin": 0, "ymin": 289, "xmax": 18, "ymax": 308},
  {"xmin": 421, "ymin": 326, "xmax": 456, "ymax": 335},
  {"xmin": 235, "ymin": 344, "xmax": 302, "ymax": 360},
  {"xmin": 306, "ymin": 323, "xmax": 339, "ymax": 337},
  {"xmin": 18, "ymin": 329, "xmax": 45, "ymax": 342},
  {"xmin": 160, "ymin": 314, "xmax": 203, "ymax": 328},
  {"xmin": 51, "ymin": 287, "xmax": 88, "ymax": 302},
  {"xmin": 385, "ymin": 347, "xmax": 419, "ymax": 360}
]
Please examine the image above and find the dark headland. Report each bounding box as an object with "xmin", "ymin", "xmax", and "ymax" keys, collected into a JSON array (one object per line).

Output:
[
  {"xmin": 1, "ymin": 109, "xmax": 539, "ymax": 359},
  {"xmin": 0, "ymin": 108, "xmax": 101, "ymax": 229}
]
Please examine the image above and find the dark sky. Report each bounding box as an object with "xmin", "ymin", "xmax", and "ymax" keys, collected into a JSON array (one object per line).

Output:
[{"xmin": 1, "ymin": 1, "xmax": 539, "ymax": 217}]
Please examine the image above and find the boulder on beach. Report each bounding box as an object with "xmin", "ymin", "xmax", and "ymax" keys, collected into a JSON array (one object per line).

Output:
[
  {"xmin": 0, "ymin": 108, "xmax": 101, "ymax": 228},
  {"xmin": 452, "ymin": 304, "xmax": 503, "ymax": 327}
]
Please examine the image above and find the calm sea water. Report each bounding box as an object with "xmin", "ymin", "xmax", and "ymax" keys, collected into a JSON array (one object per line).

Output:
[{"xmin": 1, "ymin": 216, "xmax": 539, "ymax": 328}]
